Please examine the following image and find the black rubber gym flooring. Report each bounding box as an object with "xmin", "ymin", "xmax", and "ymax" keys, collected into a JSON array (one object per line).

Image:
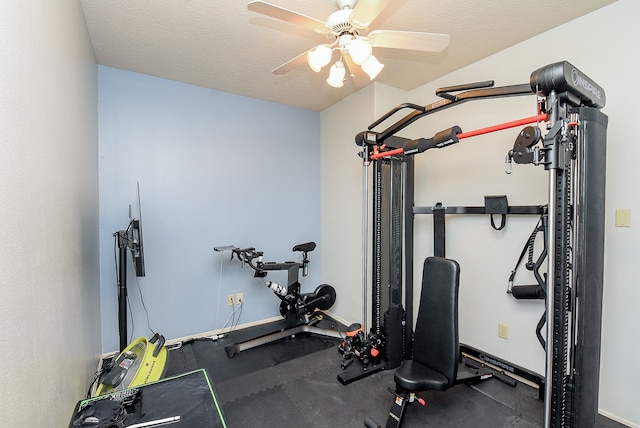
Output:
[{"xmin": 163, "ymin": 317, "xmax": 626, "ymax": 427}]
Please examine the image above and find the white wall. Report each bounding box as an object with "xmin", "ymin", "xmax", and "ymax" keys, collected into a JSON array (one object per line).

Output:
[
  {"xmin": 320, "ymin": 83, "xmax": 407, "ymax": 329},
  {"xmin": 321, "ymin": 0, "xmax": 639, "ymax": 425},
  {"xmin": 0, "ymin": 1, "xmax": 100, "ymax": 427}
]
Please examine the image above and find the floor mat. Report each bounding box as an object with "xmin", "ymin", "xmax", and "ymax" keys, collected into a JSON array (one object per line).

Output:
[
  {"xmin": 163, "ymin": 340, "xmax": 200, "ymax": 377},
  {"xmin": 155, "ymin": 317, "xmax": 626, "ymax": 428},
  {"xmin": 216, "ymin": 346, "xmax": 548, "ymax": 427},
  {"xmin": 217, "ymin": 346, "xmax": 394, "ymax": 427},
  {"xmin": 188, "ymin": 319, "xmax": 344, "ymax": 384}
]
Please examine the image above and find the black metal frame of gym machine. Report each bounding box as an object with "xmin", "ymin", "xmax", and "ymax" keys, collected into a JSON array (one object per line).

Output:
[{"xmin": 352, "ymin": 61, "xmax": 607, "ymax": 428}]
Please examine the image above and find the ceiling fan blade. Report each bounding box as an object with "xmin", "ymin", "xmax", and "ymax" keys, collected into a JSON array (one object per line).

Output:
[
  {"xmin": 368, "ymin": 30, "xmax": 450, "ymax": 52},
  {"xmin": 350, "ymin": 0, "xmax": 392, "ymax": 28},
  {"xmin": 343, "ymin": 55, "xmax": 370, "ymax": 88},
  {"xmin": 248, "ymin": 1, "xmax": 329, "ymax": 34},
  {"xmin": 272, "ymin": 51, "xmax": 310, "ymax": 75}
]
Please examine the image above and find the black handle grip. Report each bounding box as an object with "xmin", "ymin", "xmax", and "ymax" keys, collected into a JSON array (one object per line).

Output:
[
  {"xmin": 433, "ymin": 126, "xmax": 462, "ymax": 148},
  {"xmin": 403, "ymin": 126, "xmax": 462, "ymax": 155},
  {"xmin": 152, "ymin": 334, "xmax": 165, "ymax": 358},
  {"xmin": 494, "ymin": 372, "xmax": 517, "ymax": 387},
  {"xmin": 464, "ymin": 358, "xmax": 483, "ymax": 370},
  {"xmin": 364, "ymin": 417, "xmax": 382, "ymax": 428}
]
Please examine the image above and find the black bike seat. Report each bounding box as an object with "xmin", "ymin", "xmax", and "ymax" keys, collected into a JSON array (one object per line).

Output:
[{"xmin": 292, "ymin": 242, "xmax": 316, "ymax": 253}]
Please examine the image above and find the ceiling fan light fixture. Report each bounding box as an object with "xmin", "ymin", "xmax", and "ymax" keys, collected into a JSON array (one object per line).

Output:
[
  {"xmin": 307, "ymin": 45, "xmax": 333, "ymax": 72},
  {"xmin": 326, "ymin": 61, "xmax": 346, "ymax": 87},
  {"xmin": 361, "ymin": 54, "xmax": 384, "ymax": 80},
  {"xmin": 348, "ymin": 37, "xmax": 372, "ymax": 65},
  {"xmin": 248, "ymin": 0, "xmax": 452, "ymax": 90}
]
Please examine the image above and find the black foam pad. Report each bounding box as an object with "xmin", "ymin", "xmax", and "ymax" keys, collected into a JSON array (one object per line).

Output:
[{"xmin": 395, "ymin": 257, "xmax": 460, "ymax": 392}]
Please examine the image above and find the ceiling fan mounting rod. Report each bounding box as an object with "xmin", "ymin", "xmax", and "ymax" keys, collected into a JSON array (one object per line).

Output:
[{"xmin": 336, "ymin": 0, "xmax": 358, "ymax": 10}]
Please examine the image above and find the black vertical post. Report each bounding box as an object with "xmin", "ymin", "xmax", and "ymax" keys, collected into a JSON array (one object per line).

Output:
[
  {"xmin": 549, "ymin": 162, "xmax": 571, "ymax": 428},
  {"xmin": 285, "ymin": 264, "xmax": 303, "ymax": 328},
  {"xmin": 542, "ymin": 90, "xmax": 573, "ymax": 428},
  {"xmin": 572, "ymin": 106, "xmax": 608, "ymax": 427},
  {"xmin": 117, "ymin": 231, "xmax": 128, "ymax": 353},
  {"xmin": 403, "ymin": 156, "xmax": 414, "ymax": 358}
]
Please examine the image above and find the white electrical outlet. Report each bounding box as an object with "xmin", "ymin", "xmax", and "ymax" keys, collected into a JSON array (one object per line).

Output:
[
  {"xmin": 498, "ymin": 323, "xmax": 509, "ymax": 340},
  {"xmin": 236, "ymin": 293, "xmax": 244, "ymax": 304},
  {"xmin": 227, "ymin": 294, "xmax": 234, "ymax": 306}
]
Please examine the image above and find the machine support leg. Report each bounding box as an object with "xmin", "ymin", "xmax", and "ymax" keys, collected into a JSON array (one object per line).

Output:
[{"xmin": 117, "ymin": 231, "xmax": 129, "ymax": 353}]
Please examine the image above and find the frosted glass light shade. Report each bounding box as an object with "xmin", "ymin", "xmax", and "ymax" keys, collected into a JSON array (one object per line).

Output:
[
  {"xmin": 307, "ymin": 45, "xmax": 333, "ymax": 72},
  {"xmin": 361, "ymin": 54, "xmax": 384, "ymax": 80},
  {"xmin": 326, "ymin": 61, "xmax": 345, "ymax": 88},
  {"xmin": 348, "ymin": 38, "xmax": 372, "ymax": 65}
]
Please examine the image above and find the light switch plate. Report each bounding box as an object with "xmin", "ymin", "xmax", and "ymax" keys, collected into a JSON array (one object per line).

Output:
[{"xmin": 615, "ymin": 209, "xmax": 631, "ymax": 227}]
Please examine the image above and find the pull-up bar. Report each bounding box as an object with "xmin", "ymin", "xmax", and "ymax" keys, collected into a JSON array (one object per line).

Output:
[{"xmin": 369, "ymin": 113, "xmax": 548, "ymax": 160}]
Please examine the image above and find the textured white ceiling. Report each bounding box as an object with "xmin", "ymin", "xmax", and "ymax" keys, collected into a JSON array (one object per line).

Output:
[{"xmin": 80, "ymin": 0, "xmax": 616, "ymax": 111}]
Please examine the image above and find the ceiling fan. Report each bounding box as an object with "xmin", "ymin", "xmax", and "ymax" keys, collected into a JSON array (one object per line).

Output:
[{"xmin": 248, "ymin": 0, "xmax": 450, "ymax": 88}]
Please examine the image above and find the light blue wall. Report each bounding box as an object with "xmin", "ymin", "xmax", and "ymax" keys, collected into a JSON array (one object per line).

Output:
[{"xmin": 98, "ymin": 66, "xmax": 321, "ymax": 352}]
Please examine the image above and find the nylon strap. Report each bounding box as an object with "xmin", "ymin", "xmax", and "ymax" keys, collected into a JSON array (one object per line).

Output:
[{"xmin": 433, "ymin": 205, "xmax": 446, "ymax": 257}]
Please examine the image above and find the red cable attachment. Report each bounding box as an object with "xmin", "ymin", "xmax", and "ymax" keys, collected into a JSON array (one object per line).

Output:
[
  {"xmin": 457, "ymin": 113, "xmax": 547, "ymax": 140},
  {"xmin": 371, "ymin": 147, "xmax": 403, "ymax": 160}
]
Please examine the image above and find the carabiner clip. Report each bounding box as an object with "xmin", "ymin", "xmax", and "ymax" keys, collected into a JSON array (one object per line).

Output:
[{"xmin": 504, "ymin": 153, "xmax": 513, "ymax": 175}]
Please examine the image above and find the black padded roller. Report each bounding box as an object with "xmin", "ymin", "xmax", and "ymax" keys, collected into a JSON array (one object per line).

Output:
[{"xmin": 511, "ymin": 285, "xmax": 545, "ymax": 300}]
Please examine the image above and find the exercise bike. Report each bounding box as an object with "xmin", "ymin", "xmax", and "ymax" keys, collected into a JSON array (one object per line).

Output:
[{"xmin": 218, "ymin": 242, "xmax": 342, "ymax": 357}]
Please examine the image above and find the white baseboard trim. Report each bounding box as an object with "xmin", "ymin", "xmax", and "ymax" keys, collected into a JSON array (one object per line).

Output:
[
  {"xmin": 599, "ymin": 409, "xmax": 637, "ymax": 427},
  {"xmin": 321, "ymin": 310, "xmax": 352, "ymax": 330},
  {"xmin": 163, "ymin": 315, "xmax": 284, "ymax": 347}
]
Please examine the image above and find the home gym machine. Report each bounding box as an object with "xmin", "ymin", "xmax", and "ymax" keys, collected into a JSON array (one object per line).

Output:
[
  {"xmin": 352, "ymin": 61, "xmax": 607, "ymax": 428},
  {"xmin": 338, "ymin": 81, "xmax": 548, "ymax": 385},
  {"xmin": 217, "ymin": 242, "xmax": 343, "ymax": 357}
]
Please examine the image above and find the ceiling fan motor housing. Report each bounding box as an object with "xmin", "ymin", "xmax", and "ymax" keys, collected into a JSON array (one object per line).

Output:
[{"xmin": 327, "ymin": 9, "xmax": 357, "ymax": 35}]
